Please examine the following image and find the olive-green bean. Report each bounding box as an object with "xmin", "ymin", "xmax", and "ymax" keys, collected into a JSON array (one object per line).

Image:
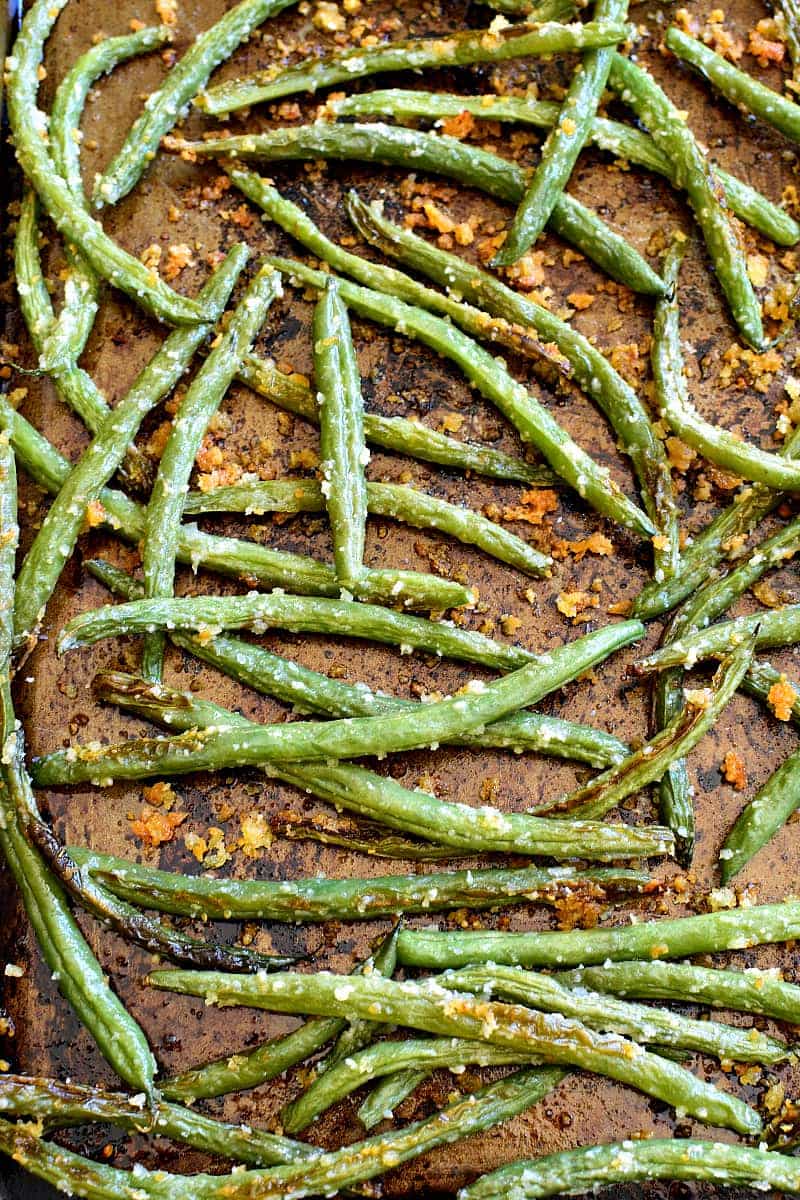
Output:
[
  {"xmin": 635, "ymin": 605, "xmax": 800, "ymax": 673},
  {"xmin": 666, "ymin": 25, "xmax": 800, "ymax": 144},
  {"xmin": 720, "ymin": 740, "xmax": 800, "ymax": 880},
  {"xmin": 148, "ymin": 967, "xmax": 761, "ymax": 1134},
  {"xmin": 357, "ymin": 1067, "xmax": 429, "ymax": 1128},
  {"xmin": 197, "ymin": 19, "xmax": 633, "ymax": 114},
  {"xmin": 608, "ymin": 53, "xmax": 764, "ymax": 348}
]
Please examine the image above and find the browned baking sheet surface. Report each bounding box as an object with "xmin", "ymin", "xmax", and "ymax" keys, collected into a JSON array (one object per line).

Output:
[{"xmin": 2, "ymin": 0, "xmax": 800, "ymax": 1194}]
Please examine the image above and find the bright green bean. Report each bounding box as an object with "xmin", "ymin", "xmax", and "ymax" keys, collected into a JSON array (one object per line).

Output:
[
  {"xmin": 92, "ymin": 0, "xmax": 299, "ymax": 207},
  {"xmin": 0, "ymin": 436, "xmax": 157, "ymax": 1096},
  {"xmin": 720, "ymin": 740, "xmax": 800, "ymax": 880},
  {"xmin": 0, "ymin": 1068, "xmax": 564, "ymax": 1200},
  {"xmin": 196, "ymin": 19, "xmax": 633, "ymax": 114},
  {"xmin": 39, "ymin": 621, "xmax": 646, "ymax": 781},
  {"xmin": 148, "ymin": 967, "xmax": 761, "ymax": 1134},
  {"xmin": 236, "ymin": 354, "xmax": 558, "ymax": 485},
  {"xmin": 609, "ymin": 53, "xmax": 764, "ymax": 348},
  {"xmin": 557, "ymin": 959, "xmax": 800, "ymax": 1024},
  {"xmin": 13, "ymin": 246, "xmax": 248, "ymax": 646},
  {"xmin": 397, "ymin": 898, "xmax": 800, "ymax": 969},
  {"xmin": 495, "ymin": 0, "xmax": 628, "ymax": 264},
  {"xmin": 184, "ymin": 478, "xmax": 553, "ymax": 577},
  {"xmin": 87, "ymin": 562, "xmax": 626, "ymax": 765},
  {"xmin": 5, "ymin": 0, "xmax": 205, "ymax": 326},
  {"xmin": 666, "ymin": 25, "xmax": 800, "ymax": 144},
  {"xmin": 345, "ymin": 196, "xmax": 678, "ymax": 577},
  {"xmin": 330, "ymin": 90, "xmax": 800, "ymax": 245},
  {"xmin": 635, "ymin": 605, "xmax": 800, "ymax": 673},
  {"xmin": 169, "ymin": 123, "xmax": 666, "ymax": 295},
  {"xmin": 273, "ymin": 257, "xmax": 656, "ymax": 538},
  {"xmin": 440, "ymin": 965, "xmax": 787, "ymax": 1062},
  {"xmin": 141, "ymin": 262, "xmax": 280, "ymax": 681},
  {"xmin": 283, "ymin": 1038, "xmax": 534, "ymax": 1133}
]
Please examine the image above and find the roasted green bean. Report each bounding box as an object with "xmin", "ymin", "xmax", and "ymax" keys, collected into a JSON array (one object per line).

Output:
[
  {"xmin": 197, "ymin": 19, "xmax": 632, "ymax": 114},
  {"xmin": 720, "ymin": 741, "xmax": 800, "ymax": 880},
  {"xmin": 148, "ymin": 967, "xmax": 761, "ymax": 1134},
  {"xmin": 357, "ymin": 1068, "xmax": 429, "ymax": 1128},
  {"xmin": 5, "ymin": 0, "xmax": 206, "ymax": 326},
  {"xmin": 397, "ymin": 898, "xmax": 800, "ymax": 968},
  {"xmin": 635, "ymin": 605, "xmax": 800, "ymax": 673},
  {"xmin": 666, "ymin": 25, "xmax": 800, "ymax": 144}
]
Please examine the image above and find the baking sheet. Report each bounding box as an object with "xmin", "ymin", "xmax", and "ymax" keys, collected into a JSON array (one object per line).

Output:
[{"xmin": 2, "ymin": 0, "xmax": 800, "ymax": 1194}]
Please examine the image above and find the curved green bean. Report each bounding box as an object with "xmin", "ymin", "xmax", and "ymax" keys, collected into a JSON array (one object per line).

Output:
[
  {"xmin": 0, "ymin": 1068, "xmax": 564, "ymax": 1200},
  {"xmin": 396, "ymin": 898, "xmax": 800, "ymax": 969},
  {"xmin": 141, "ymin": 262, "xmax": 280, "ymax": 681},
  {"xmin": 41, "ymin": 25, "xmax": 172, "ymax": 372},
  {"xmin": 69, "ymin": 844, "xmax": 649, "ymax": 923},
  {"xmin": 148, "ymin": 967, "xmax": 762, "ymax": 1134},
  {"xmin": 273, "ymin": 258, "xmax": 656, "ymax": 538},
  {"xmin": 461, "ymin": 1137, "xmax": 800, "ymax": 1199},
  {"xmin": 557, "ymin": 959, "xmax": 800, "ymax": 1024},
  {"xmin": 39, "ymin": 621, "xmax": 646, "ymax": 781},
  {"xmin": 440, "ymin": 965, "xmax": 787, "ymax": 1062},
  {"xmin": 5, "ymin": 0, "xmax": 205, "ymax": 326},
  {"xmin": 635, "ymin": 605, "xmax": 800, "ymax": 673},
  {"xmin": 87, "ymin": 562, "xmax": 626, "ymax": 765},
  {"xmin": 283, "ymin": 1038, "xmax": 534, "ymax": 1133},
  {"xmin": 315, "ymin": 278, "xmax": 367, "ymax": 591},
  {"xmin": 92, "ymin": 0, "xmax": 299, "ymax": 207},
  {"xmin": 237, "ymin": 354, "xmax": 558, "ymax": 485},
  {"xmin": 0, "ymin": 437, "xmax": 157, "ymax": 1096},
  {"xmin": 720, "ymin": 741, "xmax": 800, "ymax": 880},
  {"xmin": 495, "ymin": 0, "xmax": 628, "ymax": 265},
  {"xmin": 197, "ymin": 19, "xmax": 633, "ymax": 114},
  {"xmin": 185, "ymin": 478, "xmax": 552, "ymax": 577},
  {"xmin": 357, "ymin": 1067, "xmax": 429, "ymax": 1128},
  {"xmin": 345, "ymin": 196, "xmax": 678, "ymax": 577},
  {"xmin": 608, "ymin": 53, "xmax": 764, "ymax": 349},
  {"xmin": 169, "ymin": 123, "xmax": 666, "ymax": 295},
  {"xmin": 330, "ymin": 90, "xmax": 800, "ymax": 245},
  {"xmin": 666, "ymin": 25, "xmax": 800, "ymax": 144},
  {"xmin": 13, "ymin": 245, "xmax": 248, "ymax": 646}
]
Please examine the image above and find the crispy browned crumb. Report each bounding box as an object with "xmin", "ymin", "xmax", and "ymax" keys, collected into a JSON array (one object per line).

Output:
[
  {"xmin": 722, "ymin": 749, "xmax": 747, "ymax": 790},
  {"xmin": 768, "ymin": 677, "xmax": 798, "ymax": 721},
  {"xmin": 501, "ymin": 488, "xmax": 558, "ymax": 525}
]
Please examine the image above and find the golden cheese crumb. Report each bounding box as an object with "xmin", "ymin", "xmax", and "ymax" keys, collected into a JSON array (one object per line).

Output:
[
  {"xmin": 666, "ymin": 436, "xmax": 696, "ymax": 473},
  {"xmin": 767, "ymin": 676, "xmax": 797, "ymax": 721},
  {"xmin": 556, "ymin": 589, "xmax": 600, "ymax": 622},
  {"xmin": 721, "ymin": 749, "xmax": 747, "ymax": 790},
  {"xmin": 84, "ymin": 500, "xmax": 106, "ymax": 529},
  {"xmin": 501, "ymin": 488, "xmax": 558, "ymax": 525},
  {"xmin": 162, "ymin": 243, "xmax": 194, "ymax": 280},
  {"xmin": 239, "ymin": 812, "xmax": 272, "ymax": 858},
  {"xmin": 441, "ymin": 111, "xmax": 475, "ymax": 140},
  {"xmin": 313, "ymin": 1, "xmax": 345, "ymax": 31},
  {"xmin": 746, "ymin": 253, "xmax": 770, "ymax": 287},
  {"xmin": 130, "ymin": 808, "xmax": 187, "ymax": 847},
  {"xmin": 155, "ymin": 0, "xmax": 178, "ymax": 26},
  {"xmin": 567, "ymin": 291, "xmax": 595, "ymax": 310}
]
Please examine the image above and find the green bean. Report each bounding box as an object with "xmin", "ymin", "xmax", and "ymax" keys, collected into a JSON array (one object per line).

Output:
[
  {"xmin": 277, "ymin": 818, "xmax": 462, "ymax": 860},
  {"xmin": 397, "ymin": 897, "xmax": 800, "ymax": 969},
  {"xmin": 0, "ymin": 396, "xmax": 468, "ymax": 602},
  {"xmin": 557, "ymin": 959, "xmax": 800, "ymax": 1025},
  {"xmin": 87, "ymin": 562, "xmax": 625, "ymax": 765},
  {"xmin": 330, "ymin": 90, "xmax": 800, "ymax": 245},
  {"xmin": 357, "ymin": 1067, "xmax": 430, "ymax": 1128},
  {"xmin": 237, "ymin": 354, "xmax": 559, "ymax": 485},
  {"xmin": 720, "ymin": 741, "xmax": 800, "ymax": 880},
  {"xmin": 40, "ymin": 26, "xmax": 173, "ymax": 373},
  {"xmin": 344, "ymin": 197, "xmax": 678, "ymax": 577},
  {"xmin": 196, "ymin": 19, "xmax": 632, "ymax": 115},
  {"xmin": 775, "ymin": 0, "xmax": 800, "ymax": 80},
  {"xmin": 460, "ymin": 1137, "xmax": 800, "ymax": 1200},
  {"xmin": 148, "ymin": 967, "xmax": 761, "ymax": 1134},
  {"xmin": 636, "ymin": 605, "xmax": 800, "ymax": 673},
  {"xmin": 141, "ymin": 262, "xmax": 280, "ymax": 681},
  {"xmin": 440, "ymin": 965, "xmax": 787, "ymax": 1062},
  {"xmin": 69, "ymin": 843, "xmax": 649, "ymax": 923},
  {"xmin": 79, "ymin": 649, "xmax": 671, "ymax": 866},
  {"xmin": 185, "ymin": 477, "xmax": 552, "ymax": 577},
  {"xmin": 39, "ymin": 621, "xmax": 647, "ymax": 781},
  {"xmin": 495, "ymin": 0, "xmax": 628, "ymax": 265},
  {"xmin": 0, "ymin": 436, "xmax": 157, "ymax": 1096},
  {"xmin": 0, "ymin": 1075, "xmax": 313, "ymax": 1168},
  {"xmin": 483, "ymin": 0, "xmax": 577, "ymax": 15},
  {"xmin": 608, "ymin": 54, "xmax": 764, "ymax": 349},
  {"xmin": 229, "ymin": 167, "xmax": 574, "ymax": 385},
  {"xmin": 165, "ymin": 930, "xmax": 398, "ymax": 1102},
  {"xmin": 283, "ymin": 1038, "xmax": 535, "ymax": 1133},
  {"xmin": 0, "ymin": 1068, "xmax": 564, "ymax": 1200},
  {"xmin": 666, "ymin": 25, "xmax": 800, "ymax": 144},
  {"xmin": 26, "ymin": 819, "xmax": 295, "ymax": 972},
  {"xmin": 12, "ymin": 246, "xmax": 248, "ymax": 647},
  {"xmin": 169, "ymin": 124, "xmax": 666, "ymax": 295},
  {"xmin": 533, "ymin": 637, "xmax": 754, "ymax": 818},
  {"xmin": 91, "ymin": 0, "xmax": 300, "ymax": 207},
  {"xmin": 5, "ymin": 0, "xmax": 206, "ymax": 326},
  {"xmin": 273, "ymin": 258, "xmax": 657, "ymax": 539},
  {"xmin": 314, "ymin": 278, "xmax": 368, "ymax": 591},
  {"xmin": 651, "ymin": 234, "xmax": 800, "ymax": 482}
]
